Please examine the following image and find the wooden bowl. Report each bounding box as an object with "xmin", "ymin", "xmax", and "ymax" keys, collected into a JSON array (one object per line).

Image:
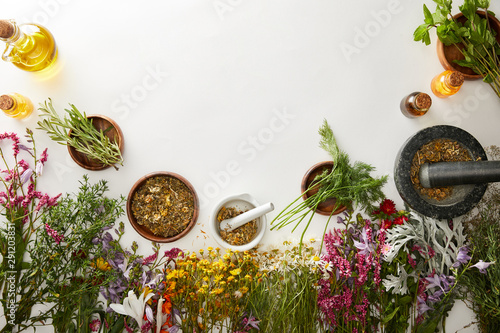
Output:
[
  {"xmin": 67, "ymin": 114, "xmax": 124, "ymax": 170},
  {"xmin": 127, "ymin": 171, "xmax": 199, "ymax": 243},
  {"xmin": 301, "ymin": 161, "xmax": 347, "ymax": 216},
  {"xmin": 436, "ymin": 11, "xmax": 500, "ymax": 80}
]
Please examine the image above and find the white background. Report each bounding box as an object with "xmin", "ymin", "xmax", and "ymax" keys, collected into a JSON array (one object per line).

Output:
[{"xmin": 2, "ymin": 0, "xmax": 500, "ymax": 331}]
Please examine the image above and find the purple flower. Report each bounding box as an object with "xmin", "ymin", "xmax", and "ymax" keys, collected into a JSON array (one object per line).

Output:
[
  {"xmin": 452, "ymin": 246, "xmax": 471, "ymax": 268},
  {"xmin": 425, "ymin": 274, "xmax": 444, "ymax": 292},
  {"xmin": 20, "ymin": 168, "xmax": 33, "ymax": 184},
  {"xmin": 427, "ymin": 289, "xmax": 443, "ymax": 303},
  {"xmin": 353, "ymin": 227, "xmax": 374, "ymax": 255},
  {"xmin": 417, "ymin": 296, "xmax": 433, "ymax": 315},
  {"xmin": 471, "ymin": 260, "xmax": 495, "ymax": 274}
]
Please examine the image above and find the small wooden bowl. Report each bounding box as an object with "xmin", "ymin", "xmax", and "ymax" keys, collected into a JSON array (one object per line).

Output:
[
  {"xmin": 67, "ymin": 114, "xmax": 124, "ymax": 170},
  {"xmin": 436, "ymin": 11, "xmax": 500, "ymax": 80},
  {"xmin": 301, "ymin": 161, "xmax": 347, "ymax": 216},
  {"xmin": 127, "ymin": 171, "xmax": 199, "ymax": 243}
]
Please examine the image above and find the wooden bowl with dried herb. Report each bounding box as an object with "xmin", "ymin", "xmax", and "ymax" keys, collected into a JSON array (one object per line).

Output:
[{"xmin": 127, "ymin": 172, "xmax": 199, "ymax": 242}]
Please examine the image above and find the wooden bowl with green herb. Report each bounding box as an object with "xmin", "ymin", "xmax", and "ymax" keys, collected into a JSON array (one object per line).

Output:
[
  {"xmin": 67, "ymin": 115, "xmax": 124, "ymax": 171},
  {"xmin": 37, "ymin": 99, "xmax": 124, "ymax": 171},
  {"xmin": 301, "ymin": 161, "xmax": 347, "ymax": 216},
  {"xmin": 436, "ymin": 11, "xmax": 500, "ymax": 80},
  {"xmin": 127, "ymin": 171, "xmax": 199, "ymax": 243}
]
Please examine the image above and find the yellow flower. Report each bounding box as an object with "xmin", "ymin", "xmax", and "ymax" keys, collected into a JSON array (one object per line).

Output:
[
  {"xmin": 230, "ymin": 268, "xmax": 241, "ymax": 276},
  {"xmin": 227, "ymin": 276, "xmax": 235, "ymax": 283},
  {"xmin": 91, "ymin": 258, "xmax": 111, "ymax": 271},
  {"xmin": 244, "ymin": 274, "xmax": 252, "ymax": 281},
  {"xmin": 214, "ymin": 275, "xmax": 223, "ymax": 282},
  {"xmin": 212, "ymin": 287, "xmax": 224, "ymax": 295},
  {"xmin": 239, "ymin": 286, "xmax": 249, "ymax": 294},
  {"xmin": 207, "ymin": 246, "xmax": 214, "ymax": 252}
]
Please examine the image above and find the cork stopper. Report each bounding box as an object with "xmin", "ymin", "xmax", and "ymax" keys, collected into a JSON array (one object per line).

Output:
[
  {"xmin": 0, "ymin": 95, "xmax": 14, "ymax": 110},
  {"xmin": 449, "ymin": 71, "xmax": 465, "ymax": 87},
  {"xmin": 0, "ymin": 20, "xmax": 14, "ymax": 39},
  {"xmin": 415, "ymin": 93, "xmax": 432, "ymax": 110}
]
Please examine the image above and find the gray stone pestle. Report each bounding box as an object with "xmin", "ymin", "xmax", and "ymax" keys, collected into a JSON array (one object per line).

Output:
[{"xmin": 419, "ymin": 161, "xmax": 500, "ymax": 188}]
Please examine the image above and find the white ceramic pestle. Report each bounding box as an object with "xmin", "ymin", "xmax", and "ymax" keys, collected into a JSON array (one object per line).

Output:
[{"xmin": 219, "ymin": 202, "xmax": 274, "ymax": 232}]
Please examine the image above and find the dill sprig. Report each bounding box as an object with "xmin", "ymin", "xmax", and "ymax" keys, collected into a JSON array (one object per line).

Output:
[
  {"xmin": 271, "ymin": 119, "xmax": 387, "ymax": 248},
  {"xmin": 37, "ymin": 99, "xmax": 123, "ymax": 170}
]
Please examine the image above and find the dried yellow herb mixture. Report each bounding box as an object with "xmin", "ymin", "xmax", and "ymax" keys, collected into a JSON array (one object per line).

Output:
[{"xmin": 131, "ymin": 176, "xmax": 194, "ymax": 237}]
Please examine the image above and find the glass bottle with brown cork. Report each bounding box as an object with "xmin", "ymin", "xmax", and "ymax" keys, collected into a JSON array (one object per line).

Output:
[
  {"xmin": 0, "ymin": 20, "xmax": 57, "ymax": 72},
  {"xmin": 0, "ymin": 93, "xmax": 34, "ymax": 119},
  {"xmin": 400, "ymin": 92, "xmax": 432, "ymax": 118},
  {"xmin": 431, "ymin": 70, "xmax": 465, "ymax": 98}
]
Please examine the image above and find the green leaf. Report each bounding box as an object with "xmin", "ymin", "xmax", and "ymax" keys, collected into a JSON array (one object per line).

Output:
[
  {"xmin": 424, "ymin": 4, "xmax": 434, "ymax": 25},
  {"xmin": 382, "ymin": 306, "xmax": 400, "ymax": 324},
  {"xmin": 459, "ymin": 0, "xmax": 478, "ymax": 21},
  {"xmin": 399, "ymin": 295, "xmax": 413, "ymax": 305},
  {"xmin": 433, "ymin": 7, "xmax": 448, "ymax": 24},
  {"xmin": 477, "ymin": 0, "xmax": 490, "ymax": 9},
  {"xmin": 414, "ymin": 24, "xmax": 431, "ymax": 44}
]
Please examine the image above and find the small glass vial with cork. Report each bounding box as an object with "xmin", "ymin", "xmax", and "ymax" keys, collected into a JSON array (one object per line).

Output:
[
  {"xmin": 400, "ymin": 92, "xmax": 432, "ymax": 118},
  {"xmin": 431, "ymin": 70, "xmax": 465, "ymax": 98},
  {"xmin": 0, "ymin": 93, "xmax": 34, "ymax": 119}
]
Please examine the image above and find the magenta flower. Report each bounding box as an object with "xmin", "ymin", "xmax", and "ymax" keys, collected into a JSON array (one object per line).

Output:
[
  {"xmin": 89, "ymin": 319, "xmax": 100, "ymax": 332},
  {"xmin": 164, "ymin": 247, "xmax": 184, "ymax": 260},
  {"xmin": 142, "ymin": 252, "xmax": 158, "ymax": 266},
  {"xmin": 45, "ymin": 223, "xmax": 64, "ymax": 244},
  {"xmin": 471, "ymin": 260, "xmax": 495, "ymax": 274}
]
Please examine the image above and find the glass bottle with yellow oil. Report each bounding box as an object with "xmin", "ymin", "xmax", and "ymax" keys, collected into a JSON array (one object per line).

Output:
[
  {"xmin": 0, "ymin": 20, "xmax": 57, "ymax": 72},
  {"xmin": 431, "ymin": 70, "xmax": 465, "ymax": 98},
  {"xmin": 0, "ymin": 93, "xmax": 34, "ymax": 119}
]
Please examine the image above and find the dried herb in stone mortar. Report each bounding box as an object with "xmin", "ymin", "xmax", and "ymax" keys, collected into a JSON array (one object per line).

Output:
[
  {"xmin": 131, "ymin": 176, "xmax": 194, "ymax": 237},
  {"xmin": 217, "ymin": 206, "xmax": 257, "ymax": 246},
  {"xmin": 410, "ymin": 138, "xmax": 473, "ymax": 201}
]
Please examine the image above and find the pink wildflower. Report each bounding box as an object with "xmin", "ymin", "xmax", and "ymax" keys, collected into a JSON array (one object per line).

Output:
[
  {"xmin": 142, "ymin": 252, "xmax": 158, "ymax": 266},
  {"xmin": 0, "ymin": 132, "xmax": 20, "ymax": 157},
  {"xmin": 408, "ymin": 253, "xmax": 417, "ymax": 269},
  {"xmin": 89, "ymin": 319, "xmax": 100, "ymax": 332},
  {"xmin": 45, "ymin": 223, "xmax": 64, "ymax": 244},
  {"xmin": 427, "ymin": 245, "xmax": 436, "ymax": 259}
]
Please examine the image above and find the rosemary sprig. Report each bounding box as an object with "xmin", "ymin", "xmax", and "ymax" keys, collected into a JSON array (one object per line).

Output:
[
  {"xmin": 271, "ymin": 119, "xmax": 387, "ymax": 248},
  {"xmin": 37, "ymin": 99, "xmax": 123, "ymax": 170}
]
